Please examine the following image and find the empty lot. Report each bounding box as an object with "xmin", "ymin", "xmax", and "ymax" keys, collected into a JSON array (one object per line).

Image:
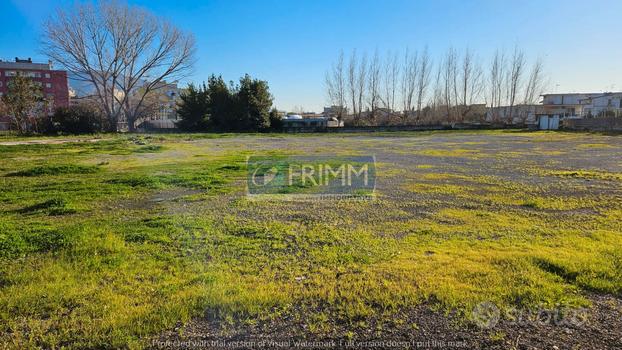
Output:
[{"xmin": 1, "ymin": 131, "xmax": 621, "ymax": 349}]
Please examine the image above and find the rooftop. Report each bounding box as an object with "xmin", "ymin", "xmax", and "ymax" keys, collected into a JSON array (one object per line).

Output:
[
  {"xmin": 0, "ymin": 57, "xmax": 53, "ymax": 70},
  {"xmin": 541, "ymin": 92, "xmax": 622, "ymax": 96}
]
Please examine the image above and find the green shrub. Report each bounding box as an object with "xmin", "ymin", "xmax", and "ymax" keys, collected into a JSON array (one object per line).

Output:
[
  {"xmin": 51, "ymin": 104, "xmax": 108, "ymax": 134},
  {"xmin": 106, "ymin": 175, "xmax": 162, "ymax": 188},
  {"xmin": 18, "ymin": 198, "xmax": 77, "ymax": 216},
  {"xmin": 134, "ymin": 145, "xmax": 165, "ymax": 153},
  {"xmin": 0, "ymin": 227, "xmax": 76, "ymax": 258},
  {"xmin": 8, "ymin": 164, "xmax": 99, "ymax": 177}
]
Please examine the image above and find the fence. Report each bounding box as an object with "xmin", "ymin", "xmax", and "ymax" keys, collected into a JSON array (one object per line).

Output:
[
  {"xmin": 321, "ymin": 123, "xmax": 525, "ymax": 133},
  {"xmin": 562, "ymin": 117, "xmax": 622, "ymax": 132}
]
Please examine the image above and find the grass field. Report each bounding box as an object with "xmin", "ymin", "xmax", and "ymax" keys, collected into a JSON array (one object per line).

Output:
[{"xmin": 1, "ymin": 131, "xmax": 621, "ymax": 349}]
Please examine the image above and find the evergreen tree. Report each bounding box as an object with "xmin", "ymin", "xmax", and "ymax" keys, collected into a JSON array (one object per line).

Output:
[
  {"xmin": 234, "ymin": 74, "xmax": 273, "ymax": 131},
  {"xmin": 177, "ymin": 74, "xmax": 274, "ymax": 132},
  {"xmin": 176, "ymin": 83, "xmax": 209, "ymax": 131},
  {"xmin": 205, "ymin": 75, "xmax": 233, "ymax": 130}
]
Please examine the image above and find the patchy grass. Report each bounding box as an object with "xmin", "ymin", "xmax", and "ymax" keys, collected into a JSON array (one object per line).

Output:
[
  {"xmin": 0, "ymin": 131, "xmax": 621, "ymax": 348},
  {"xmin": 6, "ymin": 164, "xmax": 100, "ymax": 177},
  {"xmin": 542, "ymin": 169, "xmax": 622, "ymax": 181}
]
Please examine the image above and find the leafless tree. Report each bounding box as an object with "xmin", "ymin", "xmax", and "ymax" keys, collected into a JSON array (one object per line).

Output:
[
  {"xmin": 367, "ymin": 49, "xmax": 381, "ymax": 124},
  {"xmin": 440, "ymin": 48, "xmax": 458, "ymax": 122},
  {"xmin": 506, "ymin": 46, "xmax": 526, "ymax": 122},
  {"xmin": 489, "ymin": 49, "xmax": 506, "ymax": 122},
  {"xmin": 325, "ymin": 50, "xmax": 346, "ymax": 121},
  {"xmin": 329, "ymin": 46, "xmax": 543, "ymax": 125},
  {"xmin": 458, "ymin": 48, "xmax": 484, "ymax": 121},
  {"xmin": 415, "ymin": 47, "xmax": 432, "ymax": 122},
  {"xmin": 292, "ymin": 105, "xmax": 306, "ymax": 114},
  {"xmin": 430, "ymin": 62, "xmax": 444, "ymax": 122},
  {"xmin": 356, "ymin": 52, "xmax": 368, "ymax": 125},
  {"xmin": 523, "ymin": 58, "xmax": 545, "ymax": 105},
  {"xmin": 43, "ymin": 1, "xmax": 195, "ymax": 131},
  {"xmin": 400, "ymin": 49, "xmax": 419, "ymax": 124},
  {"xmin": 347, "ymin": 50, "xmax": 359, "ymax": 122},
  {"xmin": 382, "ymin": 50, "xmax": 400, "ymax": 117}
]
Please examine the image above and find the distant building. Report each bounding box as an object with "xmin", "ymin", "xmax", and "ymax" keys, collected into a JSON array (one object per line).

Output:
[
  {"xmin": 541, "ymin": 92, "xmax": 622, "ymax": 118},
  {"xmin": 130, "ymin": 80, "xmax": 182, "ymax": 123},
  {"xmin": 282, "ymin": 115, "xmax": 341, "ymax": 132},
  {"xmin": 486, "ymin": 104, "xmax": 540, "ymax": 124},
  {"xmin": 300, "ymin": 112, "xmax": 324, "ymax": 119},
  {"xmin": 323, "ymin": 105, "xmax": 348, "ymax": 120},
  {"xmin": 0, "ymin": 57, "xmax": 69, "ymax": 113}
]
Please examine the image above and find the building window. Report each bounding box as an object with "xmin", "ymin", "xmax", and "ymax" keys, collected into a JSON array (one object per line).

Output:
[
  {"xmin": 45, "ymin": 73, "xmax": 51, "ymax": 79},
  {"xmin": 46, "ymin": 83, "xmax": 52, "ymax": 88},
  {"xmin": 5, "ymin": 71, "xmax": 16, "ymax": 77}
]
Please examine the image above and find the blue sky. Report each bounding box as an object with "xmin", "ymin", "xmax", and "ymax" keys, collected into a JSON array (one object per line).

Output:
[{"xmin": 2, "ymin": 0, "xmax": 621, "ymax": 112}]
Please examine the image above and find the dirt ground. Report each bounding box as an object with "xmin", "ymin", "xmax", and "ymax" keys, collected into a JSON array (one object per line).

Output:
[{"xmin": 148, "ymin": 131, "xmax": 622, "ymax": 349}]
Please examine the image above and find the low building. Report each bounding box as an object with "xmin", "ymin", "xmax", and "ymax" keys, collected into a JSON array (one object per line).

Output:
[
  {"xmin": 323, "ymin": 105, "xmax": 348, "ymax": 119},
  {"xmin": 282, "ymin": 115, "xmax": 340, "ymax": 132},
  {"xmin": 0, "ymin": 57, "xmax": 69, "ymax": 113},
  {"xmin": 541, "ymin": 92, "xmax": 622, "ymax": 118},
  {"xmin": 486, "ymin": 104, "xmax": 541, "ymax": 124},
  {"xmin": 578, "ymin": 93, "xmax": 622, "ymax": 117}
]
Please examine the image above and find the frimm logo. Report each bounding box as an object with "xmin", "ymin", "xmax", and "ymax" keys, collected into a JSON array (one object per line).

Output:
[{"xmin": 247, "ymin": 155, "xmax": 376, "ymax": 200}]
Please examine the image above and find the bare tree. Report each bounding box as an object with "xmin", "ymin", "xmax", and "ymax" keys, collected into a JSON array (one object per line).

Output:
[
  {"xmin": 460, "ymin": 48, "xmax": 473, "ymax": 107},
  {"xmin": 506, "ymin": 46, "xmax": 526, "ymax": 122},
  {"xmin": 325, "ymin": 50, "xmax": 346, "ymax": 121},
  {"xmin": 367, "ymin": 49, "xmax": 381, "ymax": 124},
  {"xmin": 441, "ymin": 48, "xmax": 458, "ymax": 122},
  {"xmin": 458, "ymin": 48, "xmax": 484, "ymax": 121},
  {"xmin": 400, "ymin": 49, "xmax": 419, "ymax": 124},
  {"xmin": 489, "ymin": 49, "xmax": 506, "ymax": 122},
  {"xmin": 415, "ymin": 47, "xmax": 432, "ymax": 122},
  {"xmin": 356, "ymin": 52, "xmax": 368, "ymax": 125},
  {"xmin": 347, "ymin": 50, "xmax": 359, "ymax": 123},
  {"xmin": 329, "ymin": 46, "xmax": 543, "ymax": 126},
  {"xmin": 43, "ymin": 1, "xmax": 195, "ymax": 131},
  {"xmin": 382, "ymin": 50, "xmax": 400, "ymax": 118},
  {"xmin": 429, "ymin": 61, "xmax": 444, "ymax": 123},
  {"xmin": 523, "ymin": 58, "xmax": 545, "ymax": 105}
]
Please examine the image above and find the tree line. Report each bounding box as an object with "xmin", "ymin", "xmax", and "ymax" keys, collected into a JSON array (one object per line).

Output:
[
  {"xmin": 176, "ymin": 74, "xmax": 278, "ymax": 132},
  {"xmin": 325, "ymin": 46, "xmax": 546, "ymax": 125}
]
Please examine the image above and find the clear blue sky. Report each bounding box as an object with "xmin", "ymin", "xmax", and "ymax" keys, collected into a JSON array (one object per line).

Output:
[{"xmin": 2, "ymin": 0, "xmax": 621, "ymax": 112}]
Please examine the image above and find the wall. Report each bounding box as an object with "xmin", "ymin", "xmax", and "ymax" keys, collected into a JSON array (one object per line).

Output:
[
  {"xmin": 562, "ymin": 117, "xmax": 622, "ymax": 131},
  {"xmin": 322, "ymin": 123, "xmax": 522, "ymax": 133}
]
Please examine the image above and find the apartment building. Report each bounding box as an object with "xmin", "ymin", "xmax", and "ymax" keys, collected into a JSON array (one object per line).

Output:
[{"xmin": 0, "ymin": 57, "xmax": 69, "ymax": 113}]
